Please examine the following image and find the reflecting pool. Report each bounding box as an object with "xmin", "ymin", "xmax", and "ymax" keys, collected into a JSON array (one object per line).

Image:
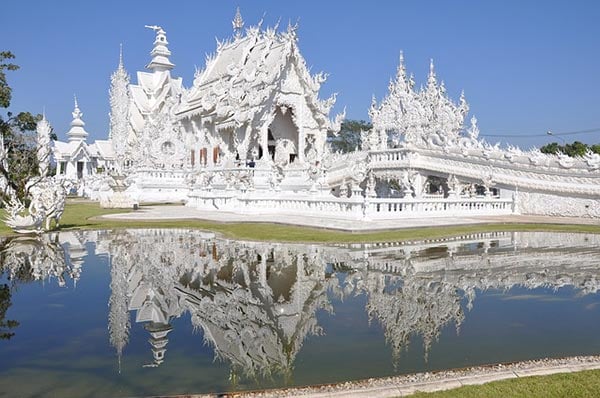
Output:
[{"xmin": 1, "ymin": 229, "xmax": 600, "ymax": 397}]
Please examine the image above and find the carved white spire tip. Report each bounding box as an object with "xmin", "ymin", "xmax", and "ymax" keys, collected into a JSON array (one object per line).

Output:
[{"xmin": 232, "ymin": 7, "xmax": 244, "ymax": 38}]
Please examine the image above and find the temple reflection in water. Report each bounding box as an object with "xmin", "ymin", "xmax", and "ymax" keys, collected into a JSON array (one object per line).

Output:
[{"xmin": 2, "ymin": 229, "xmax": 600, "ymax": 379}]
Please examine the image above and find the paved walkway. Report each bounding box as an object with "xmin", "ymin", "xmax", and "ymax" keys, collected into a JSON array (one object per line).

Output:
[
  {"xmin": 101, "ymin": 205, "xmax": 599, "ymax": 232},
  {"xmin": 143, "ymin": 356, "xmax": 600, "ymax": 398}
]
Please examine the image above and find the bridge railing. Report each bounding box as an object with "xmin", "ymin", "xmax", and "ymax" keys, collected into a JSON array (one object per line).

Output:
[
  {"xmin": 368, "ymin": 148, "xmax": 411, "ymax": 164},
  {"xmin": 187, "ymin": 191, "xmax": 515, "ymax": 219},
  {"xmin": 365, "ymin": 197, "xmax": 514, "ymax": 218}
]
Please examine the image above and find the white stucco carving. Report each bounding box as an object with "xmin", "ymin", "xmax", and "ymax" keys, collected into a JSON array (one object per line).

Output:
[
  {"xmin": 38, "ymin": 9, "xmax": 599, "ymax": 218},
  {"xmin": 2, "ymin": 117, "xmax": 68, "ymax": 233},
  {"xmin": 108, "ymin": 45, "xmax": 131, "ymax": 169}
]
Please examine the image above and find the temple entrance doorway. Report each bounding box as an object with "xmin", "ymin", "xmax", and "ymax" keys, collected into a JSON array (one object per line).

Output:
[{"xmin": 267, "ymin": 106, "xmax": 299, "ymax": 165}]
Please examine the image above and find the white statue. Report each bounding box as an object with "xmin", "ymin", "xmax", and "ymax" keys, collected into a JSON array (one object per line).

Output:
[
  {"xmin": 274, "ymin": 139, "xmax": 295, "ymax": 166},
  {"xmin": 2, "ymin": 117, "xmax": 67, "ymax": 233},
  {"xmin": 3, "ymin": 197, "xmax": 45, "ymax": 234},
  {"xmin": 447, "ymin": 174, "xmax": 461, "ymax": 196},
  {"xmin": 26, "ymin": 179, "xmax": 67, "ymax": 231}
]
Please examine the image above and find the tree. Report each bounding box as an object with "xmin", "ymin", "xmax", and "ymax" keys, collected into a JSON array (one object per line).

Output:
[
  {"xmin": 563, "ymin": 141, "xmax": 589, "ymax": 157},
  {"xmin": 0, "ymin": 52, "xmax": 19, "ymax": 108},
  {"xmin": 540, "ymin": 142, "xmax": 561, "ymax": 155},
  {"xmin": 540, "ymin": 140, "xmax": 599, "ymax": 157},
  {"xmin": 0, "ymin": 283, "xmax": 19, "ymax": 340},
  {"xmin": 327, "ymin": 119, "xmax": 372, "ymax": 153},
  {"xmin": 0, "ymin": 51, "xmax": 54, "ymax": 201}
]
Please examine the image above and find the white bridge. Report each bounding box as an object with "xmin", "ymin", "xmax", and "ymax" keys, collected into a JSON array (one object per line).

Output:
[
  {"xmin": 185, "ymin": 141, "xmax": 599, "ymax": 219},
  {"xmin": 183, "ymin": 44, "xmax": 600, "ymax": 220}
]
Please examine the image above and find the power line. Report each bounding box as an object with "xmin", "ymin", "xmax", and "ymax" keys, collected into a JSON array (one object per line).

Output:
[
  {"xmin": 480, "ymin": 127, "xmax": 600, "ymax": 138},
  {"xmin": 481, "ymin": 133, "xmax": 547, "ymax": 138},
  {"xmin": 549, "ymin": 128, "xmax": 600, "ymax": 136}
]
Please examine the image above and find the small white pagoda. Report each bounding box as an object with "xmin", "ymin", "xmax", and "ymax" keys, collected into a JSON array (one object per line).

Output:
[{"xmin": 53, "ymin": 96, "xmax": 116, "ymax": 181}]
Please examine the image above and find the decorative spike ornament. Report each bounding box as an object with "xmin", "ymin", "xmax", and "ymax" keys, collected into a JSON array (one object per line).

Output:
[
  {"xmin": 109, "ymin": 46, "xmax": 131, "ymax": 164},
  {"xmin": 370, "ymin": 54, "xmax": 471, "ymax": 147},
  {"xmin": 36, "ymin": 113, "xmax": 52, "ymax": 177},
  {"xmin": 66, "ymin": 96, "xmax": 89, "ymax": 142},
  {"xmin": 232, "ymin": 7, "xmax": 244, "ymax": 39}
]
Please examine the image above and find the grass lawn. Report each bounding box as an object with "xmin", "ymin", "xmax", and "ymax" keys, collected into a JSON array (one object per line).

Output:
[
  {"xmin": 411, "ymin": 368, "xmax": 600, "ymax": 397},
  {"xmin": 1, "ymin": 199, "xmax": 599, "ymax": 243}
]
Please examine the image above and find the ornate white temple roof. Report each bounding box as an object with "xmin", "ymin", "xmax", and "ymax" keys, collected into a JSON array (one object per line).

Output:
[
  {"xmin": 145, "ymin": 25, "xmax": 175, "ymax": 72},
  {"xmin": 369, "ymin": 53, "xmax": 469, "ymax": 147},
  {"xmin": 89, "ymin": 140, "xmax": 116, "ymax": 160},
  {"xmin": 53, "ymin": 98, "xmax": 117, "ymax": 167},
  {"xmin": 66, "ymin": 96, "xmax": 89, "ymax": 142},
  {"xmin": 177, "ymin": 15, "xmax": 342, "ymax": 133},
  {"xmin": 127, "ymin": 26, "xmax": 183, "ymax": 140},
  {"xmin": 53, "ymin": 139, "xmax": 91, "ymax": 160}
]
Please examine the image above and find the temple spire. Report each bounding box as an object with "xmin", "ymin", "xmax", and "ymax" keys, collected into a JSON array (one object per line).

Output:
[
  {"xmin": 232, "ymin": 7, "xmax": 244, "ymax": 39},
  {"xmin": 395, "ymin": 50, "xmax": 409, "ymax": 90},
  {"xmin": 109, "ymin": 45, "xmax": 131, "ymax": 161},
  {"xmin": 144, "ymin": 25, "xmax": 175, "ymax": 72},
  {"xmin": 36, "ymin": 111, "xmax": 52, "ymax": 176},
  {"xmin": 398, "ymin": 51, "xmax": 406, "ymax": 76},
  {"xmin": 428, "ymin": 59, "xmax": 437, "ymax": 86},
  {"xmin": 425, "ymin": 58, "xmax": 439, "ymax": 100},
  {"xmin": 118, "ymin": 43, "xmax": 124, "ymax": 69},
  {"xmin": 66, "ymin": 95, "xmax": 89, "ymax": 142}
]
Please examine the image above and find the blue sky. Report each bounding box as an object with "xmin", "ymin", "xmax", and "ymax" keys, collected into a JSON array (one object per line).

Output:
[{"xmin": 2, "ymin": 1, "xmax": 599, "ymax": 148}]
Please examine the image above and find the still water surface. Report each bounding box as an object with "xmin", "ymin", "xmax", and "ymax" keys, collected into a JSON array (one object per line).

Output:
[{"xmin": 1, "ymin": 229, "xmax": 600, "ymax": 397}]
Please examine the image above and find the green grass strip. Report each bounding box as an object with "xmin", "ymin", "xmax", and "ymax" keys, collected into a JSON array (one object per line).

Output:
[
  {"xmin": 411, "ymin": 368, "xmax": 600, "ymax": 398},
  {"xmin": 1, "ymin": 200, "xmax": 599, "ymax": 243}
]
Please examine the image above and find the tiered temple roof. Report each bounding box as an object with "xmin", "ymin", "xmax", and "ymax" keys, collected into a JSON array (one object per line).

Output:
[
  {"xmin": 369, "ymin": 53, "xmax": 470, "ymax": 148},
  {"xmin": 177, "ymin": 17, "xmax": 343, "ymax": 133},
  {"xmin": 66, "ymin": 96, "xmax": 89, "ymax": 142}
]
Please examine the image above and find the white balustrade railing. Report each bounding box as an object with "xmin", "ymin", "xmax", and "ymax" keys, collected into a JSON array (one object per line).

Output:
[
  {"xmin": 136, "ymin": 169, "xmax": 189, "ymax": 182},
  {"xmin": 365, "ymin": 197, "xmax": 513, "ymax": 219},
  {"xmin": 187, "ymin": 193, "xmax": 237, "ymax": 210},
  {"xmin": 236, "ymin": 196, "xmax": 365, "ymax": 216},
  {"xmin": 367, "ymin": 147, "xmax": 600, "ymax": 177},
  {"xmin": 368, "ymin": 148, "xmax": 410, "ymax": 164},
  {"xmin": 187, "ymin": 190, "xmax": 515, "ymax": 219}
]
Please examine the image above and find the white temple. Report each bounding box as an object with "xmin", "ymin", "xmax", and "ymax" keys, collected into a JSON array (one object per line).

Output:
[
  {"xmin": 48, "ymin": 9, "xmax": 600, "ymax": 218},
  {"xmin": 53, "ymin": 96, "xmax": 116, "ymax": 181}
]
